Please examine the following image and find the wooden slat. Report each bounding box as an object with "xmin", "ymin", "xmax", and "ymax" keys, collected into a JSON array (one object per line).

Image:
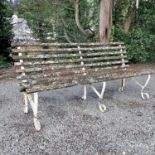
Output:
[
  {"xmin": 17, "ymin": 70, "xmax": 84, "ymax": 80},
  {"xmin": 15, "ymin": 55, "xmax": 128, "ymax": 66},
  {"xmin": 18, "ymin": 66, "xmax": 130, "ymax": 86},
  {"xmin": 12, "ymin": 46, "xmax": 126, "ymax": 53},
  {"xmin": 12, "ymin": 51, "xmax": 127, "ymax": 60},
  {"xmin": 23, "ymin": 64, "xmax": 155, "ymax": 93},
  {"xmin": 17, "ymin": 65, "xmax": 129, "ymax": 81},
  {"xmin": 23, "ymin": 72, "xmax": 142, "ymax": 93},
  {"xmin": 20, "ymin": 81, "xmax": 78, "ymax": 93},
  {"xmin": 19, "ymin": 73, "xmax": 84, "ymax": 87},
  {"xmin": 16, "ymin": 60, "xmax": 128, "ymax": 73},
  {"xmin": 18, "ymin": 63, "xmax": 155, "ymax": 84},
  {"xmin": 12, "ymin": 42, "xmax": 124, "ymax": 47}
]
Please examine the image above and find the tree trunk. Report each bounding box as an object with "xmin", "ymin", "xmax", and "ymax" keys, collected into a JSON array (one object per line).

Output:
[
  {"xmin": 36, "ymin": 0, "xmax": 45, "ymax": 41},
  {"xmin": 99, "ymin": 0, "xmax": 112, "ymax": 43},
  {"xmin": 74, "ymin": 0, "xmax": 94, "ymax": 37},
  {"xmin": 123, "ymin": 1, "xmax": 136, "ymax": 33},
  {"xmin": 123, "ymin": 7, "xmax": 135, "ymax": 33},
  {"xmin": 74, "ymin": 0, "xmax": 87, "ymax": 36}
]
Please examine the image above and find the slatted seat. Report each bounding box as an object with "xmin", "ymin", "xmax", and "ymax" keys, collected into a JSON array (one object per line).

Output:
[{"xmin": 12, "ymin": 42, "xmax": 155, "ymax": 130}]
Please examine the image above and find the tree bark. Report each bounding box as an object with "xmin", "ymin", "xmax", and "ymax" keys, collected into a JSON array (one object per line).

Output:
[
  {"xmin": 99, "ymin": 0, "xmax": 112, "ymax": 43},
  {"xmin": 123, "ymin": 1, "xmax": 136, "ymax": 33},
  {"xmin": 123, "ymin": 7, "xmax": 135, "ymax": 33},
  {"xmin": 35, "ymin": 0, "xmax": 45, "ymax": 40}
]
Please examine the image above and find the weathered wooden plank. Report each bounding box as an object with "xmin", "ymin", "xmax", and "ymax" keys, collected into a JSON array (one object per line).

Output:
[
  {"xmin": 20, "ymin": 81, "xmax": 78, "ymax": 93},
  {"xmin": 19, "ymin": 73, "xmax": 84, "ymax": 87},
  {"xmin": 17, "ymin": 70, "xmax": 83, "ymax": 80},
  {"xmin": 16, "ymin": 65, "xmax": 128, "ymax": 81},
  {"xmin": 12, "ymin": 51, "xmax": 127, "ymax": 60},
  {"xmin": 22, "ymin": 64, "xmax": 155, "ymax": 93},
  {"xmin": 18, "ymin": 66, "xmax": 129, "ymax": 86},
  {"xmin": 12, "ymin": 42, "xmax": 124, "ymax": 47},
  {"xmin": 17, "ymin": 64, "xmax": 155, "ymax": 85},
  {"xmin": 14, "ymin": 55, "xmax": 128, "ymax": 66},
  {"xmin": 16, "ymin": 60, "xmax": 128, "ymax": 73},
  {"xmin": 12, "ymin": 46, "xmax": 126, "ymax": 53},
  {"xmin": 80, "ymin": 72, "xmax": 150, "ymax": 84},
  {"xmin": 80, "ymin": 64, "xmax": 155, "ymax": 84}
]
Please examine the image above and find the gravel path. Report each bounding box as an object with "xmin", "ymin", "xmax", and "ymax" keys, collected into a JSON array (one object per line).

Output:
[{"xmin": 0, "ymin": 75, "xmax": 155, "ymax": 155}]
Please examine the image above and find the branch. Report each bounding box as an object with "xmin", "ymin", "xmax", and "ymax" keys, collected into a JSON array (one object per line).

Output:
[
  {"xmin": 61, "ymin": 18, "xmax": 73, "ymax": 43},
  {"xmin": 74, "ymin": 0, "xmax": 90, "ymax": 36},
  {"xmin": 64, "ymin": 29, "xmax": 72, "ymax": 43},
  {"xmin": 123, "ymin": 3, "xmax": 136, "ymax": 33}
]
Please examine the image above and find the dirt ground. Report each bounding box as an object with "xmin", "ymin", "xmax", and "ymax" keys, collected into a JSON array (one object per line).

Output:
[{"xmin": 0, "ymin": 70, "xmax": 155, "ymax": 155}]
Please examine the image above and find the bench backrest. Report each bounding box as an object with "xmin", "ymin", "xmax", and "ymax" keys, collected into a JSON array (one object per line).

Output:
[{"xmin": 12, "ymin": 42, "xmax": 128, "ymax": 93}]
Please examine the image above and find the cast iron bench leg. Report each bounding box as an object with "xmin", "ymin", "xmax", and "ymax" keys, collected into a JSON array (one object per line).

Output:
[
  {"xmin": 91, "ymin": 82, "xmax": 107, "ymax": 112},
  {"xmin": 82, "ymin": 82, "xmax": 107, "ymax": 112},
  {"xmin": 119, "ymin": 78, "xmax": 126, "ymax": 92},
  {"xmin": 82, "ymin": 82, "xmax": 107, "ymax": 100},
  {"xmin": 23, "ymin": 93, "xmax": 29, "ymax": 114},
  {"xmin": 82, "ymin": 85, "xmax": 87, "ymax": 100},
  {"xmin": 133, "ymin": 74, "xmax": 151, "ymax": 100},
  {"xmin": 91, "ymin": 82, "xmax": 106, "ymax": 99},
  {"xmin": 26, "ymin": 93, "xmax": 41, "ymax": 131},
  {"xmin": 98, "ymin": 103, "xmax": 107, "ymax": 113}
]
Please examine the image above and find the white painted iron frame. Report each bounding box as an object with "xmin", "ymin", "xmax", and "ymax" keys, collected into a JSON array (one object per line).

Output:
[
  {"xmin": 82, "ymin": 83, "xmax": 107, "ymax": 112},
  {"xmin": 82, "ymin": 82, "xmax": 106, "ymax": 100},
  {"xmin": 120, "ymin": 74, "xmax": 151, "ymax": 100},
  {"xmin": 23, "ymin": 92, "xmax": 41, "ymax": 131},
  {"xmin": 81, "ymin": 81, "xmax": 107, "ymax": 113},
  {"xmin": 133, "ymin": 74, "xmax": 151, "ymax": 100},
  {"xmin": 118, "ymin": 44, "xmax": 151, "ymax": 100}
]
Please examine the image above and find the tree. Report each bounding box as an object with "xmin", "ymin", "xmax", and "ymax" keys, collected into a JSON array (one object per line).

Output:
[
  {"xmin": 0, "ymin": 0, "xmax": 12, "ymax": 41},
  {"xmin": 113, "ymin": 0, "xmax": 155, "ymax": 63},
  {"xmin": 17, "ymin": 0, "xmax": 155, "ymax": 63},
  {"xmin": 99, "ymin": 0, "xmax": 112, "ymax": 43},
  {"xmin": 17, "ymin": 0, "xmax": 99, "ymax": 42},
  {"xmin": 0, "ymin": 0, "xmax": 13, "ymax": 64}
]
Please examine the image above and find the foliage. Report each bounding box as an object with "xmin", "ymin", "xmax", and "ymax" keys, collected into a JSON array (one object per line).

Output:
[
  {"xmin": 0, "ymin": 0, "xmax": 13, "ymax": 67},
  {"xmin": 113, "ymin": 0, "xmax": 155, "ymax": 63},
  {"xmin": 0, "ymin": 0, "xmax": 12, "ymax": 39},
  {"xmin": 17, "ymin": 0, "xmax": 99, "ymax": 42},
  {"xmin": 17, "ymin": 0, "xmax": 155, "ymax": 63}
]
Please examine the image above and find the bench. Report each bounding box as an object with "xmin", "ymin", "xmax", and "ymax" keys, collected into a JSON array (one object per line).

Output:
[{"xmin": 12, "ymin": 42, "xmax": 155, "ymax": 130}]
